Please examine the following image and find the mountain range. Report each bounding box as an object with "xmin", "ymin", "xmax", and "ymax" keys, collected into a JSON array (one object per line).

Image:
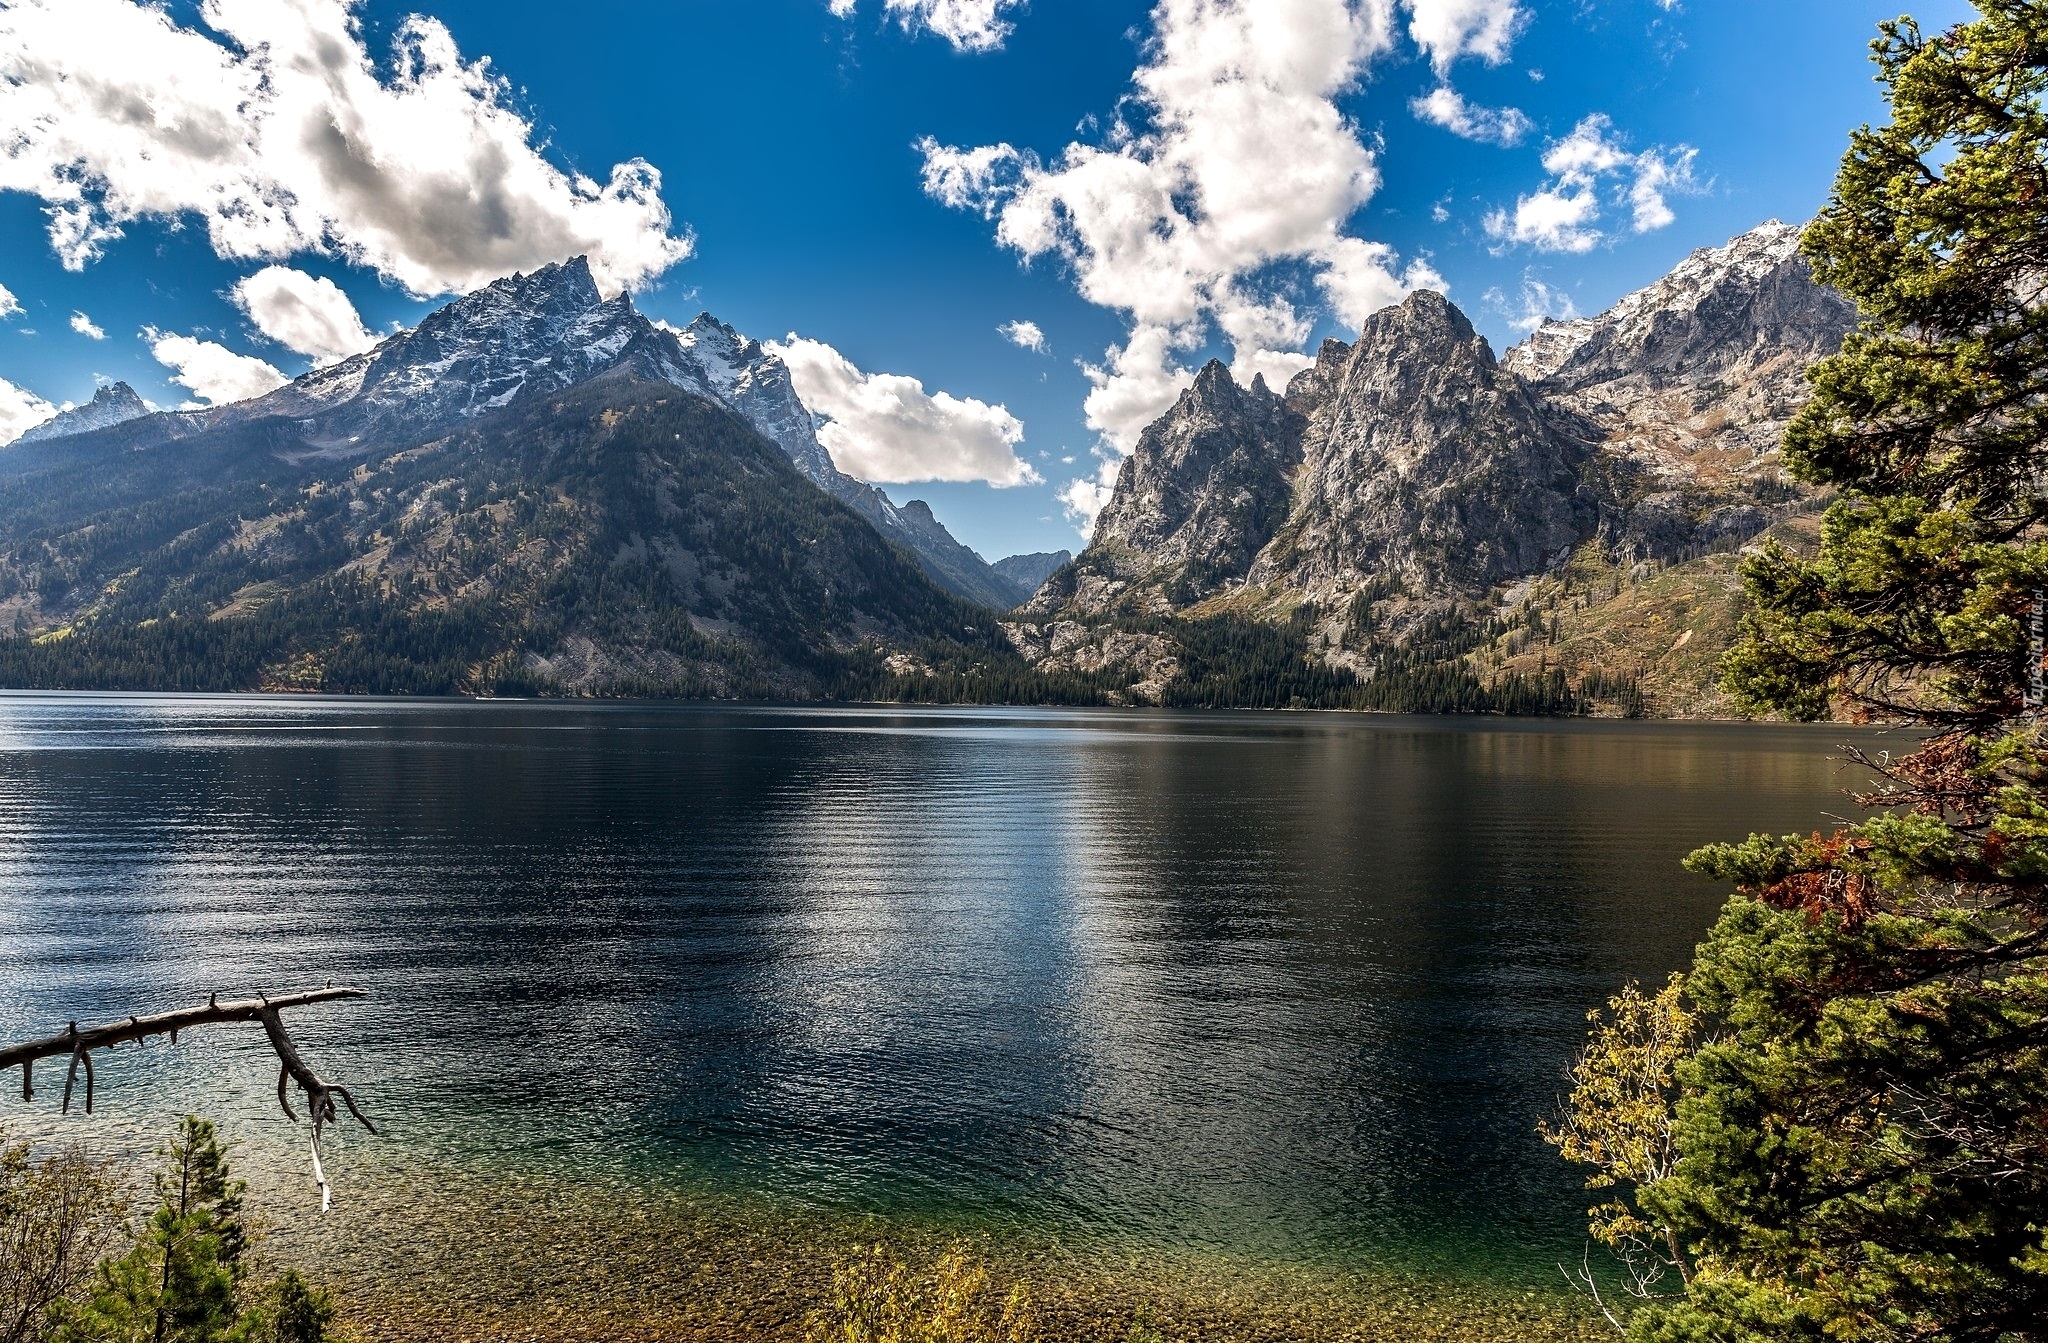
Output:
[
  {"xmin": 1008, "ymin": 221, "xmax": 1855, "ymax": 713},
  {"xmin": 0, "ymin": 223, "xmax": 1852, "ymax": 712}
]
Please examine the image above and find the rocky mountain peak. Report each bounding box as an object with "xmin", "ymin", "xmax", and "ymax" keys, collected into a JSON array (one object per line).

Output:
[
  {"xmin": 1171, "ymin": 357, "xmax": 1280, "ymax": 421},
  {"xmin": 1360, "ymin": 288, "xmax": 1489, "ymax": 367},
  {"xmin": 458, "ymin": 255, "xmax": 603, "ymax": 324},
  {"xmin": 1250, "ymin": 289, "xmax": 1588, "ymax": 602},
  {"xmin": 224, "ymin": 252, "xmax": 671, "ymax": 445},
  {"xmin": 12, "ymin": 380, "xmax": 151, "ymax": 446},
  {"xmin": 1028, "ymin": 359, "xmax": 1306, "ymax": 618},
  {"xmin": 169, "ymin": 255, "xmax": 1022, "ymax": 611},
  {"xmin": 1496, "ymin": 216, "xmax": 1857, "ymax": 527},
  {"xmin": 1501, "ymin": 220, "xmax": 1837, "ymax": 387},
  {"xmin": 1280, "ymin": 289, "xmax": 1499, "ymax": 428}
]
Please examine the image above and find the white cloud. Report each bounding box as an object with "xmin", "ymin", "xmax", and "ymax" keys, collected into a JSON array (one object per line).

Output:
[
  {"xmin": 232, "ymin": 266, "xmax": 376, "ymax": 363},
  {"xmin": 1058, "ymin": 457, "xmax": 1122, "ymax": 538},
  {"xmin": 0, "ymin": 377, "xmax": 55, "ymax": 446},
  {"xmin": 146, "ymin": 329, "xmax": 287, "ymax": 406},
  {"xmin": 1486, "ymin": 273, "xmax": 1578, "ymax": 332},
  {"xmin": 999, "ymin": 319, "xmax": 1047, "ymax": 353},
  {"xmin": 1078, "ymin": 323, "xmax": 1197, "ymax": 455},
  {"xmin": 0, "ymin": 284, "xmax": 19, "ymax": 319},
  {"xmin": 1485, "ymin": 114, "xmax": 1698, "ymax": 252},
  {"xmin": 69, "ymin": 311, "xmax": 105, "ymax": 340},
  {"xmin": 894, "ymin": 0, "xmax": 1026, "ymax": 51},
  {"xmin": 1488, "ymin": 182, "xmax": 1602, "ymax": 253},
  {"xmin": 1628, "ymin": 146, "xmax": 1698, "ymax": 232},
  {"xmin": 1411, "ymin": 85, "xmax": 1533, "ymax": 146},
  {"xmin": 0, "ymin": 0, "xmax": 691, "ymax": 298},
  {"xmin": 920, "ymin": 0, "xmax": 1441, "ymax": 456},
  {"xmin": 831, "ymin": 1, "xmax": 1025, "ymax": 52},
  {"xmin": 1402, "ymin": 0, "xmax": 1526, "ymax": 72},
  {"xmin": 1318, "ymin": 236, "xmax": 1445, "ymax": 329},
  {"xmin": 771, "ymin": 335, "xmax": 1040, "ymax": 487}
]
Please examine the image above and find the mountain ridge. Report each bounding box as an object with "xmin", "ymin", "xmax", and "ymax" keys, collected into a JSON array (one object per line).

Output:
[
  {"xmin": 1005, "ymin": 220, "xmax": 1858, "ymax": 712},
  {"xmin": 0, "ymin": 222, "xmax": 1858, "ymax": 714},
  {"xmin": 11, "ymin": 381, "xmax": 150, "ymax": 446},
  {"xmin": 0, "ymin": 372, "xmax": 1036, "ymax": 697},
  {"xmin": 52, "ymin": 259, "xmax": 1028, "ymax": 611}
]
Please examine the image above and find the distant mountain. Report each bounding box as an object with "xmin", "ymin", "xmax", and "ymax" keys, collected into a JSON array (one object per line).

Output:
[
  {"xmin": 0, "ymin": 376, "xmax": 1027, "ymax": 696},
  {"xmin": 1009, "ymin": 220, "xmax": 1860, "ymax": 713},
  {"xmin": 11, "ymin": 382, "xmax": 149, "ymax": 446},
  {"xmin": 991, "ymin": 551, "xmax": 1069, "ymax": 594},
  {"xmin": 0, "ymin": 264, "xmax": 1060, "ymax": 697},
  {"xmin": 177, "ymin": 259, "xmax": 1017, "ymax": 609}
]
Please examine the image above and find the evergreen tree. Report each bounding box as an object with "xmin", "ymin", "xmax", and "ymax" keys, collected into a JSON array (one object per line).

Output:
[
  {"xmin": 56, "ymin": 1119, "xmax": 247, "ymax": 1343},
  {"xmin": 1553, "ymin": 5, "xmax": 2048, "ymax": 1340}
]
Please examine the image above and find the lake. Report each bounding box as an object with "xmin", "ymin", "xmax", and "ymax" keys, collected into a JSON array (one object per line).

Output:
[{"xmin": 0, "ymin": 696, "xmax": 1902, "ymax": 1334}]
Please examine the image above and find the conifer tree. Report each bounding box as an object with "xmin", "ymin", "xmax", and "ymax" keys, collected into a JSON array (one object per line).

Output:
[
  {"xmin": 55, "ymin": 1119, "xmax": 248, "ymax": 1343},
  {"xmin": 1554, "ymin": 5, "xmax": 2048, "ymax": 1340}
]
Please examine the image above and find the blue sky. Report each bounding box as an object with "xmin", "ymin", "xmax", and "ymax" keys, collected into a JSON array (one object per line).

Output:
[{"xmin": 0, "ymin": 0, "xmax": 1975, "ymax": 562}]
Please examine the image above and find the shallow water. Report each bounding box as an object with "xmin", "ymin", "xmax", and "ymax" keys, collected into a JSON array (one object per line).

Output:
[{"xmin": 0, "ymin": 695, "xmax": 1902, "ymax": 1291}]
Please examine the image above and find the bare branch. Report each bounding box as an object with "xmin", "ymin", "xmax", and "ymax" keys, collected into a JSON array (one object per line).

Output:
[{"xmin": 1, "ymin": 988, "xmax": 375, "ymax": 1211}]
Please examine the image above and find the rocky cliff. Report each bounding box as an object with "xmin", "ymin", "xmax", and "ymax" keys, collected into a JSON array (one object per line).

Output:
[
  {"xmin": 1008, "ymin": 221, "xmax": 1860, "ymax": 712},
  {"xmin": 1027, "ymin": 361, "xmax": 1304, "ymax": 619}
]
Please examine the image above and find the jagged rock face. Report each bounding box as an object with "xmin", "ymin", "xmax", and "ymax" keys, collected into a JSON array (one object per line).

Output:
[
  {"xmin": 671, "ymin": 314, "xmax": 840, "ymax": 484},
  {"xmin": 12, "ymin": 381, "xmax": 149, "ymax": 446},
  {"xmin": 1503, "ymin": 221, "xmax": 1858, "ymax": 496},
  {"xmin": 1252, "ymin": 290, "xmax": 1593, "ymax": 603},
  {"xmin": 1030, "ymin": 362, "xmax": 1303, "ymax": 617},
  {"xmin": 232, "ymin": 258, "xmax": 703, "ymax": 448}
]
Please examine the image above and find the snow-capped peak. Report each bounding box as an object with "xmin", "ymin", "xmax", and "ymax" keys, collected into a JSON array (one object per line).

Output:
[
  {"xmin": 1504, "ymin": 221, "xmax": 1810, "ymax": 383},
  {"xmin": 12, "ymin": 380, "xmax": 151, "ymax": 446},
  {"xmin": 672, "ymin": 312, "xmax": 761, "ymax": 398}
]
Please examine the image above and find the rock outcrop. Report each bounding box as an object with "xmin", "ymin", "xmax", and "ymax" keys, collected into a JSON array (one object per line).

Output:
[
  {"xmin": 1009, "ymin": 220, "xmax": 1861, "ymax": 708},
  {"xmin": 1027, "ymin": 361, "xmax": 1305, "ymax": 618}
]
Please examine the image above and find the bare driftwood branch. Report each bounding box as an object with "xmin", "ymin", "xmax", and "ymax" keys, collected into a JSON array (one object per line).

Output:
[{"xmin": 0, "ymin": 987, "xmax": 376, "ymax": 1212}]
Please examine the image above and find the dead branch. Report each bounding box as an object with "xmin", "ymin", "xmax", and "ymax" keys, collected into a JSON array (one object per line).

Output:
[{"xmin": 0, "ymin": 987, "xmax": 376, "ymax": 1212}]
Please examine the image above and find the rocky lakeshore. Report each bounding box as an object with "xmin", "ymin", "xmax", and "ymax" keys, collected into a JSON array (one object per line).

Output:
[{"xmin": 264, "ymin": 1161, "xmax": 1608, "ymax": 1343}]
